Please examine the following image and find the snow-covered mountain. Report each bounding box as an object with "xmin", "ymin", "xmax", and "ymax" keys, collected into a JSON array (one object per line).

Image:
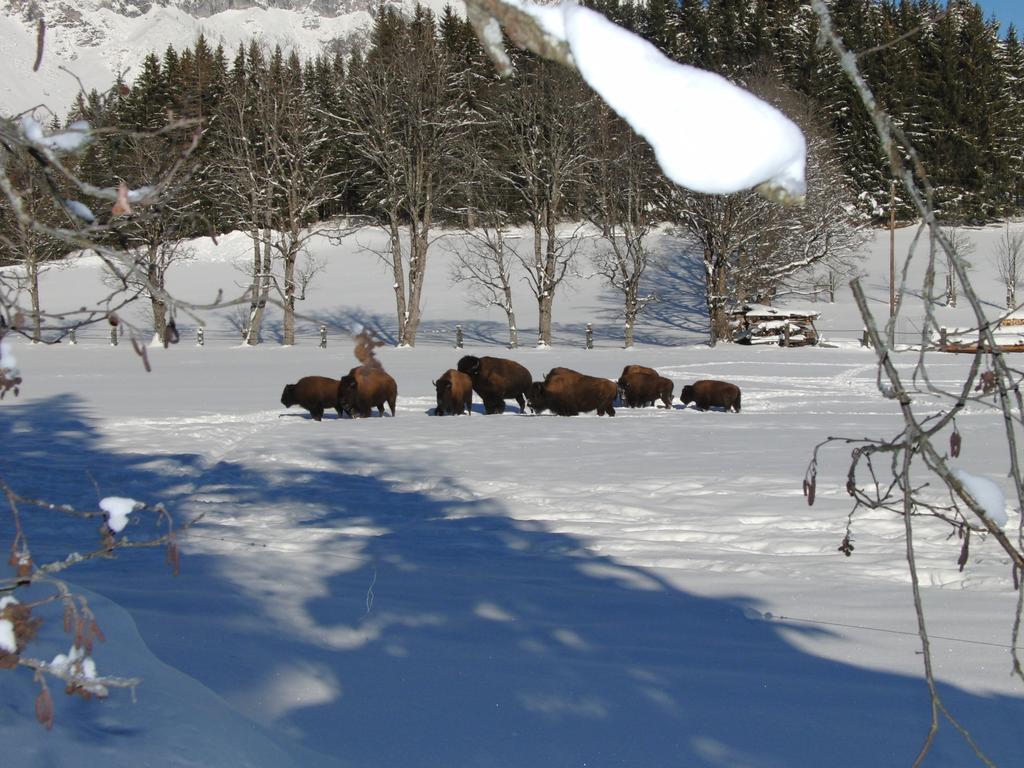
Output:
[{"xmin": 0, "ymin": 0, "xmax": 448, "ymax": 116}]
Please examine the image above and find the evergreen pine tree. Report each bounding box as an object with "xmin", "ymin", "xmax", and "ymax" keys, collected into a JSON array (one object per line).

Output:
[{"xmin": 1001, "ymin": 25, "xmax": 1024, "ymax": 211}]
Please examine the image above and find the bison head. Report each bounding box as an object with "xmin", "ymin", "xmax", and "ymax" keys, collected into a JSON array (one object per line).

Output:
[
  {"xmin": 526, "ymin": 381, "xmax": 548, "ymax": 414},
  {"xmin": 280, "ymin": 384, "xmax": 297, "ymax": 408},
  {"xmin": 434, "ymin": 378, "xmax": 452, "ymax": 414},
  {"xmin": 679, "ymin": 385, "xmax": 695, "ymax": 406},
  {"xmin": 337, "ymin": 374, "xmax": 357, "ymax": 415},
  {"xmin": 457, "ymin": 355, "xmax": 482, "ymax": 377}
]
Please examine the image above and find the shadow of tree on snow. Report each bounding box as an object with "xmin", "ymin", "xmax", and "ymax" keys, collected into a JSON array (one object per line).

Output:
[{"xmin": 2, "ymin": 397, "xmax": 1023, "ymax": 768}]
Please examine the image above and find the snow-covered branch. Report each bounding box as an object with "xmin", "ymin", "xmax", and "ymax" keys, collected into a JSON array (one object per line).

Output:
[
  {"xmin": 2, "ymin": 477, "xmax": 203, "ymax": 727},
  {"xmin": 463, "ymin": 0, "xmax": 807, "ymax": 204}
]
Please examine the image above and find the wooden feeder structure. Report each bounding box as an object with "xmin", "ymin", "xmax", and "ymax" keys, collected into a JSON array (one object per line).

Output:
[{"xmin": 729, "ymin": 303, "xmax": 821, "ymax": 347}]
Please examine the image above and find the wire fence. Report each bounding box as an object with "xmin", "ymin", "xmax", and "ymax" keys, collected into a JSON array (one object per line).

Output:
[{"xmin": 30, "ymin": 322, "xmax": 942, "ymax": 350}]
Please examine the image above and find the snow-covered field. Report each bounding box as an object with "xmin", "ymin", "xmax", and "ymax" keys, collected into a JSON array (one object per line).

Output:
[{"xmin": 3, "ymin": 221, "xmax": 1024, "ymax": 767}]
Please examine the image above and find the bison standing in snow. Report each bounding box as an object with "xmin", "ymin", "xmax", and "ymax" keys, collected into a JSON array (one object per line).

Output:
[
  {"xmin": 339, "ymin": 365, "xmax": 397, "ymax": 417},
  {"xmin": 679, "ymin": 379, "xmax": 741, "ymax": 412},
  {"xmin": 434, "ymin": 369, "xmax": 473, "ymax": 416},
  {"xmin": 618, "ymin": 369, "xmax": 674, "ymax": 408},
  {"xmin": 280, "ymin": 376, "xmax": 344, "ymax": 421},
  {"xmin": 527, "ymin": 367, "xmax": 617, "ymax": 416},
  {"xmin": 457, "ymin": 355, "xmax": 532, "ymax": 414}
]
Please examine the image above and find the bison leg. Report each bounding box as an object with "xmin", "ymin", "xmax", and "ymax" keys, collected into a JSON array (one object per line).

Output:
[
  {"xmin": 311, "ymin": 407, "xmax": 324, "ymax": 421},
  {"xmin": 515, "ymin": 393, "xmax": 526, "ymax": 413}
]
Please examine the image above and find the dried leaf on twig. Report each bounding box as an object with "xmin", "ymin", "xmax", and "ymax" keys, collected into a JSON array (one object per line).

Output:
[
  {"xmin": 838, "ymin": 535, "xmax": 855, "ymax": 557},
  {"xmin": 803, "ymin": 460, "xmax": 817, "ymax": 506},
  {"xmin": 957, "ymin": 529, "xmax": 970, "ymax": 572},
  {"xmin": 111, "ymin": 182, "xmax": 133, "ymax": 217},
  {"xmin": 130, "ymin": 338, "xmax": 152, "ymax": 373}
]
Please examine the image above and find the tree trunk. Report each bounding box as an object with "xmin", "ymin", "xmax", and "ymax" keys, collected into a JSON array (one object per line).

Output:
[
  {"xmin": 27, "ymin": 258, "xmax": 41, "ymax": 343},
  {"xmin": 283, "ymin": 243, "xmax": 297, "ymax": 346},
  {"xmin": 147, "ymin": 244, "xmax": 167, "ymax": 343},
  {"xmin": 538, "ymin": 295, "xmax": 554, "ymax": 347},
  {"xmin": 537, "ymin": 213, "xmax": 559, "ymax": 347},
  {"xmin": 245, "ymin": 217, "xmax": 261, "ymax": 342},
  {"xmin": 705, "ymin": 255, "xmax": 730, "ymax": 347},
  {"xmin": 532, "ymin": 220, "xmax": 545, "ymax": 345},
  {"xmin": 247, "ymin": 226, "xmax": 272, "ymax": 346},
  {"xmin": 402, "ymin": 218, "xmax": 429, "ymax": 347},
  {"xmin": 496, "ymin": 230, "xmax": 518, "ymax": 348},
  {"xmin": 624, "ymin": 293, "xmax": 637, "ymax": 349},
  {"xmin": 388, "ymin": 214, "xmax": 409, "ymax": 346}
]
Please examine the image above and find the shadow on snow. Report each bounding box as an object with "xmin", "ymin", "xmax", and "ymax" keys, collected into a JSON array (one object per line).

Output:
[{"xmin": 2, "ymin": 397, "xmax": 1023, "ymax": 768}]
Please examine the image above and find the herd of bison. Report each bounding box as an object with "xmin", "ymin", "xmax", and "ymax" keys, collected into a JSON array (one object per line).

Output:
[{"xmin": 281, "ymin": 355, "xmax": 742, "ymax": 421}]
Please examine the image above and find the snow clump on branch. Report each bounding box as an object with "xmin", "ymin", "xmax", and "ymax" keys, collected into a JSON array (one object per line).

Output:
[
  {"xmin": 952, "ymin": 469, "xmax": 1008, "ymax": 528},
  {"xmin": 18, "ymin": 116, "xmax": 93, "ymax": 154},
  {"xmin": 49, "ymin": 645, "xmax": 109, "ymax": 697},
  {"xmin": 0, "ymin": 597, "xmax": 18, "ymax": 653},
  {"xmin": 100, "ymin": 496, "xmax": 140, "ymax": 534},
  {"xmin": 494, "ymin": 0, "xmax": 807, "ymax": 203}
]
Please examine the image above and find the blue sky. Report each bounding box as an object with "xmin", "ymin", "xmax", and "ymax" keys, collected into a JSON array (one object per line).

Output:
[{"xmin": 975, "ymin": 0, "xmax": 1023, "ymax": 34}]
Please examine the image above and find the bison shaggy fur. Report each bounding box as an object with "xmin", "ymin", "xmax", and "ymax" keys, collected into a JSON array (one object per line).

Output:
[
  {"xmin": 457, "ymin": 355, "xmax": 532, "ymax": 414},
  {"xmin": 434, "ymin": 369, "xmax": 473, "ymax": 416},
  {"xmin": 339, "ymin": 365, "xmax": 398, "ymax": 417},
  {"xmin": 280, "ymin": 376, "xmax": 343, "ymax": 421},
  {"xmin": 619, "ymin": 364, "xmax": 659, "ymax": 380},
  {"xmin": 618, "ymin": 370, "xmax": 674, "ymax": 408},
  {"xmin": 527, "ymin": 367, "xmax": 617, "ymax": 416},
  {"xmin": 679, "ymin": 379, "xmax": 741, "ymax": 412}
]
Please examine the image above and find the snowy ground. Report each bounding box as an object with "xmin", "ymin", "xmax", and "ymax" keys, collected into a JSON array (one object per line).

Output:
[{"xmin": 3, "ymin": 221, "xmax": 1024, "ymax": 767}]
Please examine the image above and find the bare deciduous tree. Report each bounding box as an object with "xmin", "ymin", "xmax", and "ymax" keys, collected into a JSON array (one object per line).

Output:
[
  {"xmin": 586, "ymin": 101, "xmax": 664, "ymax": 348},
  {"xmin": 449, "ymin": 222, "xmax": 522, "ymax": 348},
  {"xmin": 671, "ymin": 77, "xmax": 867, "ymax": 345},
  {"xmin": 940, "ymin": 225, "xmax": 975, "ymax": 308},
  {"xmin": 342, "ymin": 7, "xmax": 468, "ymax": 347},
  {"xmin": 484, "ymin": 57, "xmax": 592, "ymax": 346},
  {"xmin": 807, "ymin": 3, "xmax": 1024, "ymax": 764},
  {"xmin": 218, "ymin": 45, "xmax": 343, "ymax": 346},
  {"xmin": 994, "ymin": 223, "xmax": 1024, "ymax": 308},
  {"xmin": 0, "ymin": 148, "xmax": 69, "ymax": 343}
]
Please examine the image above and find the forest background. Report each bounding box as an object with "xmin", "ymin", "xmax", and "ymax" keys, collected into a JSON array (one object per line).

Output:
[{"xmin": 4, "ymin": 0, "xmax": 1024, "ymax": 349}]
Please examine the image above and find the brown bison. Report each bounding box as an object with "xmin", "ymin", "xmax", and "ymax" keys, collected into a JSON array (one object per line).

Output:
[
  {"xmin": 679, "ymin": 379, "xmax": 741, "ymax": 412},
  {"xmin": 527, "ymin": 367, "xmax": 617, "ymax": 416},
  {"xmin": 619, "ymin": 364, "xmax": 659, "ymax": 380},
  {"xmin": 457, "ymin": 355, "xmax": 532, "ymax": 414},
  {"xmin": 338, "ymin": 365, "xmax": 397, "ymax": 417},
  {"xmin": 434, "ymin": 369, "xmax": 473, "ymax": 416},
  {"xmin": 618, "ymin": 370, "xmax": 674, "ymax": 408},
  {"xmin": 280, "ymin": 376, "xmax": 344, "ymax": 421}
]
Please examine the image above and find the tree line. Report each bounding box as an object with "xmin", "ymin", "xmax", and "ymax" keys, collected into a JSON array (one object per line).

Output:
[{"xmin": 2, "ymin": 0, "xmax": 1019, "ymax": 346}]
